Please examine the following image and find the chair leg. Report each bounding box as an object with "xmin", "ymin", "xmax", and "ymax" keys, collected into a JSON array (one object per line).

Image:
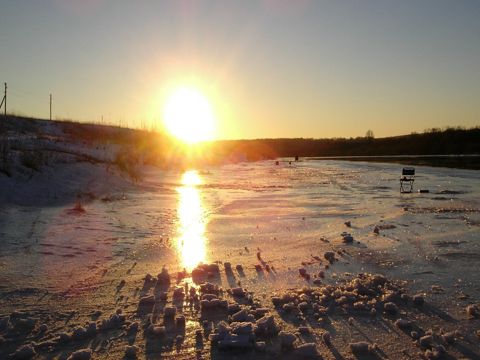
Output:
[{"xmin": 400, "ymin": 180, "xmax": 413, "ymax": 193}]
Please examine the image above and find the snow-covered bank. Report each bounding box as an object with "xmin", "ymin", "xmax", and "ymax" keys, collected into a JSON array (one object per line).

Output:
[{"xmin": 0, "ymin": 116, "xmax": 143, "ymax": 207}]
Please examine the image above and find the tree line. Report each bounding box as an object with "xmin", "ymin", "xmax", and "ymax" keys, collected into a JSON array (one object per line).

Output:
[
  {"xmin": 205, "ymin": 126, "xmax": 480, "ymax": 163},
  {"xmin": 1, "ymin": 115, "xmax": 479, "ymax": 169}
]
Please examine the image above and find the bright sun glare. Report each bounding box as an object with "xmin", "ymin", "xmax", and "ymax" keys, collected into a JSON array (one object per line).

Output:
[
  {"xmin": 177, "ymin": 170, "xmax": 207, "ymax": 271},
  {"xmin": 163, "ymin": 87, "xmax": 216, "ymax": 144}
]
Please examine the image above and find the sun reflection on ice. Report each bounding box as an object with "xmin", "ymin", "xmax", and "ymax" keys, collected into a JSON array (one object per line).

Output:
[{"xmin": 176, "ymin": 170, "xmax": 207, "ymax": 271}]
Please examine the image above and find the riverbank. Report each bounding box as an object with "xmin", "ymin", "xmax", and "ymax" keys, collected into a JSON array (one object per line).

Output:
[{"xmin": 308, "ymin": 155, "xmax": 480, "ymax": 170}]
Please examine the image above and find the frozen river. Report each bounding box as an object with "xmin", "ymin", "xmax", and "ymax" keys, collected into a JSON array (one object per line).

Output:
[
  {"xmin": 1, "ymin": 158, "xmax": 480, "ymax": 359},
  {"xmin": 2, "ymin": 158, "xmax": 480, "ymax": 298}
]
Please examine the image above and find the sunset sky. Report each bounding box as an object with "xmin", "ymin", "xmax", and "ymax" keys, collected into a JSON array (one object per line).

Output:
[{"xmin": 1, "ymin": 0, "xmax": 479, "ymax": 140}]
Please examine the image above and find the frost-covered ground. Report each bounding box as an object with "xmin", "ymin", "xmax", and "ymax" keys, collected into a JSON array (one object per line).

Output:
[{"xmin": 1, "ymin": 122, "xmax": 480, "ymax": 359}]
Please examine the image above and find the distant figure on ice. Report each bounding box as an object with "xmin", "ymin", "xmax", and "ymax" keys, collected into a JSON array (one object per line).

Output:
[{"xmin": 295, "ymin": 155, "xmax": 299, "ymax": 161}]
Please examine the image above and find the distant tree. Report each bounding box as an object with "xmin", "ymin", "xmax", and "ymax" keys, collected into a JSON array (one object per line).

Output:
[
  {"xmin": 424, "ymin": 127, "xmax": 441, "ymax": 133},
  {"xmin": 365, "ymin": 130, "xmax": 374, "ymax": 139}
]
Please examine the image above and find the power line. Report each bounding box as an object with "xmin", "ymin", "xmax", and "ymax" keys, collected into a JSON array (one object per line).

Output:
[
  {"xmin": 8, "ymin": 86, "xmax": 40, "ymax": 97},
  {"xmin": 0, "ymin": 83, "xmax": 147, "ymax": 129},
  {"xmin": 2, "ymin": 84, "xmax": 55, "ymax": 120}
]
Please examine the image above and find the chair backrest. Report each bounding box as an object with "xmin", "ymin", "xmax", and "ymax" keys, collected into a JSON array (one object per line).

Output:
[{"xmin": 402, "ymin": 167, "xmax": 415, "ymax": 176}]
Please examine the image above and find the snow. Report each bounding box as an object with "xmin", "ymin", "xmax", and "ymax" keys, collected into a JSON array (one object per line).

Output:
[{"xmin": 1, "ymin": 116, "xmax": 480, "ymax": 359}]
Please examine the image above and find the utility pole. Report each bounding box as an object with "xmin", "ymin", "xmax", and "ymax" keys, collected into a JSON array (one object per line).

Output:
[
  {"xmin": 0, "ymin": 82, "xmax": 6, "ymax": 115},
  {"xmin": 49, "ymin": 93, "xmax": 52, "ymax": 121}
]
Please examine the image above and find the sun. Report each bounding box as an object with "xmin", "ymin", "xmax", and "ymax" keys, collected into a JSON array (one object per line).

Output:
[{"xmin": 162, "ymin": 86, "xmax": 216, "ymax": 143}]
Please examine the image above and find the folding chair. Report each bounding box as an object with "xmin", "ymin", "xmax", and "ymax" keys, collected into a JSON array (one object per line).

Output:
[{"xmin": 400, "ymin": 167, "xmax": 415, "ymax": 193}]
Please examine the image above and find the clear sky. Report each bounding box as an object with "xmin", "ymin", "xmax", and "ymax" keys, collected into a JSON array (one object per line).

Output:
[{"xmin": 1, "ymin": 0, "xmax": 479, "ymax": 139}]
